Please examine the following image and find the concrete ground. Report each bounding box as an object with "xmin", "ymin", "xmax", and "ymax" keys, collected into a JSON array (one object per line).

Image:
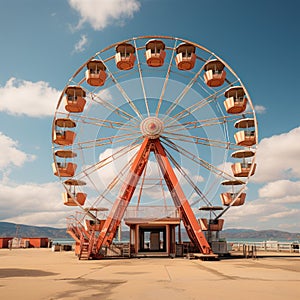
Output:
[{"xmin": 0, "ymin": 249, "xmax": 299, "ymax": 300}]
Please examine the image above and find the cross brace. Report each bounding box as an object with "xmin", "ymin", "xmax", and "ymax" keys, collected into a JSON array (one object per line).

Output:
[{"xmin": 95, "ymin": 138, "xmax": 212, "ymax": 255}]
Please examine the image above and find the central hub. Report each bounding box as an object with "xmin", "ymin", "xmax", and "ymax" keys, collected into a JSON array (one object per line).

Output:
[{"xmin": 140, "ymin": 117, "xmax": 164, "ymax": 139}]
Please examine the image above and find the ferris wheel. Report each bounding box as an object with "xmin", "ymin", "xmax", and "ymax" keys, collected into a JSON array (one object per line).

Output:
[{"xmin": 52, "ymin": 36, "xmax": 258, "ymax": 258}]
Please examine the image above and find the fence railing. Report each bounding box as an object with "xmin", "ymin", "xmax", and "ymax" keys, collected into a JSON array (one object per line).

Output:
[
  {"xmin": 230, "ymin": 241, "xmax": 300, "ymax": 253},
  {"xmin": 124, "ymin": 206, "xmax": 180, "ymax": 219}
]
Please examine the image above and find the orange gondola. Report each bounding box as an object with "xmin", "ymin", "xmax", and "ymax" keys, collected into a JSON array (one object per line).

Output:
[
  {"xmin": 64, "ymin": 86, "xmax": 86, "ymax": 113},
  {"xmin": 220, "ymin": 179, "xmax": 246, "ymax": 206},
  {"xmin": 145, "ymin": 39, "xmax": 166, "ymax": 67},
  {"xmin": 175, "ymin": 43, "xmax": 196, "ymax": 70},
  {"xmin": 203, "ymin": 59, "xmax": 226, "ymax": 87},
  {"xmin": 63, "ymin": 179, "xmax": 87, "ymax": 206},
  {"xmin": 224, "ymin": 86, "xmax": 247, "ymax": 114},
  {"xmin": 115, "ymin": 43, "xmax": 136, "ymax": 70},
  {"xmin": 85, "ymin": 60, "xmax": 107, "ymax": 86},
  {"xmin": 234, "ymin": 118, "xmax": 256, "ymax": 146},
  {"xmin": 220, "ymin": 192, "xmax": 246, "ymax": 206},
  {"xmin": 52, "ymin": 150, "xmax": 77, "ymax": 177},
  {"xmin": 53, "ymin": 118, "xmax": 76, "ymax": 146},
  {"xmin": 199, "ymin": 218, "xmax": 224, "ymax": 231}
]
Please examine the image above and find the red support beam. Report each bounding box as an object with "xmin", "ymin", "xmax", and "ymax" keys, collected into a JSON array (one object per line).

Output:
[
  {"xmin": 94, "ymin": 138, "xmax": 213, "ymax": 255},
  {"xmin": 95, "ymin": 138, "xmax": 151, "ymax": 252},
  {"xmin": 153, "ymin": 139, "xmax": 212, "ymax": 254}
]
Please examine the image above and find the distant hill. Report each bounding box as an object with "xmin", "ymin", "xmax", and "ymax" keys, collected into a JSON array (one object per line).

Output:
[
  {"xmin": 1, "ymin": 222, "xmax": 299, "ymax": 241},
  {"xmin": 0, "ymin": 222, "xmax": 69, "ymax": 239},
  {"xmin": 221, "ymin": 228, "xmax": 300, "ymax": 241}
]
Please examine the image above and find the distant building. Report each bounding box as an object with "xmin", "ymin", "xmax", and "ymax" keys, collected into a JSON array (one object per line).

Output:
[{"xmin": 0, "ymin": 237, "xmax": 49, "ymax": 248}]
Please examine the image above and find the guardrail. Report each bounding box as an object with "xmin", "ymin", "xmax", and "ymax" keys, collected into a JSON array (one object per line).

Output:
[
  {"xmin": 230, "ymin": 241, "xmax": 300, "ymax": 253},
  {"xmin": 124, "ymin": 206, "xmax": 180, "ymax": 219}
]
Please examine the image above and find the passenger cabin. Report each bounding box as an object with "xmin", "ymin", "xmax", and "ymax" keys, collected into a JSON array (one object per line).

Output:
[
  {"xmin": 224, "ymin": 86, "xmax": 247, "ymax": 114},
  {"xmin": 145, "ymin": 39, "xmax": 166, "ymax": 67},
  {"xmin": 52, "ymin": 150, "xmax": 77, "ymax": 177},
  {"xmin": 198, "ymin": 206, "xmax": 224, "ymax": 231},
  {"xmin": 85, "ymin": 219, "xmax": 105, "ymax": 231},
  {"xmin": 115, "ymin": 43, "xmax": 136, "ymax": 70},
  {"xmin": 203, "ymin": 59, "xmax": 226, "ymax": 87},
  {"xmin": 220, "ymin": 179, "xmax": 246, "ymax": 206},
  {"xmin": 231, "ymin": 162, "xmax": 256, "ymax": 177},
  {"xmin": 85, "ymin": 60, "xmax": 107, "ymax": 86},
  {"xmin": 231, "ymin": 149, "xmax": 256, "ymax": 177},
  {"xmin": 199, "ymin": 218, "xmax": 224, "ymax": 231},
  {"xmin": 175, "ymin": 43, "xmax": 196, "ymax": 70},
  {"xmin": 221, "ymin": 192, "xmax": 246, "ymax": 206},
  {"xmin": 63, "ymin": 179, "xmax": 87, "ymax": 206},
  {"xmin": 234, "ymin": 118, "xmax": 256, "ymax": 146},
  {"xmin": 84, "ymin": 208, "xmax": 108, "ymax": 232},
  {"xmin": 63, "ymin": 192, "xmax": 86, "ymax": 206},
  {"xmin": 53, "ymin": 118, "xmax": 76, "ymax": 146},
  {"xmin": 64, "ymin": 86, "xmax": 86, "ymax": 113}
]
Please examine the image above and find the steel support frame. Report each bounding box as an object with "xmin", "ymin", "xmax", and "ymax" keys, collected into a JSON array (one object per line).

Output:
[{"xmin": 95, "ymin": 138, "xmax": 212, "ymax": 255}]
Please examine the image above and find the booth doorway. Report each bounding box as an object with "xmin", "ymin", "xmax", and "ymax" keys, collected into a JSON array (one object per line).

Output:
[
  {"xmin": 139, "ymin": 227, "xmax": 166, "ymax": 252},
  {"xmin": 125, "ymin": 218, "xmax": 181, "ymax": 257}
]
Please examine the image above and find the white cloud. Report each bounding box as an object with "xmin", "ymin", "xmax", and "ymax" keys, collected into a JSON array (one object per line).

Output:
[
  {"xmin": 222, "ymin": 127, "xmax": 300, "ymax": 232},
  {"xmin": 253, "ymin": 126, "xmax": 300, "ymax": 183},
  {"xmin": 259, "ymin": 179, "xmax": 300, "ymax": 198},
  {"xmin": 0, "ymin": 77, "xmax": 60, "ymax": 117},
  {"xmin": 74, "ymin": 34, "xmax": 88, "ymax": 53},
  {"xmin": 0, "ymin": 181, "xmax": 72, "ymax": 227},
  {"xmin": 0, "ymin": 132, "xmax": 35, "ymax": 170},
  {"xmin": 254, "ymin": 104, "xmax": 266, "ymax": 114},
  {"xmin": 278, "ymin": 222, "xmax": 300, "ymax": 231},
  {"xmin": 260, "ymin": 208, "xmax": 300, "ymax": 222},
  {"xmin": 0, "ymin": 182, "xmax": 62, "ymax": 212},
  {"xmin": 68, "ymin": 0, "xmax": 141, "ymax": 30},
  {"xmin": 2, "ymin": 211, "xmax": 69, "ymax": 228},
  {"xmin": 224, "ymin": 199, "xmax": 300, "ymax": 231},
  {"xmin": 193, "ymin": 174, "xmax": 204, "ymax": 183},
  {"xmin": 270, "ymin": 195, "xmax": 300, "ymax": 204}
]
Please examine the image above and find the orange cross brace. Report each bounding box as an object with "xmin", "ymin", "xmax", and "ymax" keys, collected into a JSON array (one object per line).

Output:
[{"xmin": 95, "ymin": 138, "xmax": 212, "ymax": 255}]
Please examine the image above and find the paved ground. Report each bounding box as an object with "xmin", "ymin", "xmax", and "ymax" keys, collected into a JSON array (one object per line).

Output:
[{"xmin": 0, "ymin": 249, "xmax": 299, "ymax": 300}]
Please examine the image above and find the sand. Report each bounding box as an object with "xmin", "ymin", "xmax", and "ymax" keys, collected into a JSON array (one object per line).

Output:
[{"xmin": 0, "ymin": 249, "xmax": 299, "ymax": 300}]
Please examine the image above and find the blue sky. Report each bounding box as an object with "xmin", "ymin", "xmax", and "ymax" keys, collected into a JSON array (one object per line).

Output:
[{"xmin": 0, "ymin": 0, "xmax": 299, "ymax": 233}]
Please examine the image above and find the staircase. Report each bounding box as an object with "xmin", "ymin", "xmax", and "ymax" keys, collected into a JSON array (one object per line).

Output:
[
  {"xmin": 66, "ymin": 224, "xmax": 81, "ymax": 243},
  {"xmin": 66, "ymin": 216, "xmax": 97, "ymax": 260},
  {"xmin": 78, "ymin": 229, "xmax": 98, "ymax": 260},
  {"xmin": 79, "ymin": 240, "xmax": 90, "ymax": 260}
]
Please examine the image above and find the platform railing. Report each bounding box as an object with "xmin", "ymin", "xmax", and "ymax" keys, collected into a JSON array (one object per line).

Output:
[
  {"xmin": 230, "ymin": 241, "xmax": 300, "ymax": 253},
  {"xmin": 124, "ymin": 206, "xmax": 180, "ymax": 219}
]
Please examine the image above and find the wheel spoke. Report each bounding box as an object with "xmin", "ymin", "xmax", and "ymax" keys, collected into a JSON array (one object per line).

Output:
[
  {"xmin": 162, "ymin": 131, "xmax": 239, "ymax": 150},
  {"xmin": 164, "ymin": 147, "xmax": 215, "ymax": 210},
  {"xmin": 164, "ymin": 114, "xmax": 243, "ymax": 131},
  {"xmin": 73, "ymin": 132, "xmax": 141, "ymax": 150},
  {"xmin": 133, "ymin": 39, "xmax": 150, "ymax": 117},
  {"xmin": 165, "ymin": 79, "xmax": 239, "ymax": 126},
  {"xmin": 161, "ymin": 137, "xmax": 237, "ymax": 182},
  {"xmin": 90, "ymin": 92, "xmax": 139, "ymax": 122},
  {"xmin": 136, "ymin": 158, "xmax": 149, "ymax": 209},
  {"xmin": 90, "ymin": 152, "xmax": 138, "ymax": 207},
  {"xmin": 76, "ymin": 138, "xmax": 142, "ymax": 180},
  {"xmin": 102, "ymin": 63, "xmax": 143, "ymax": 120},
  {"xmin": 162, "ymin": 55, "xmax": 211, "ymax": 121},
  {"xmin": 155, "ymin": 39, "xmax": 178, "ymax": 117},
  {"xmin": 58, "ymin": 111, "xmax": 139, "ymax": 131}
]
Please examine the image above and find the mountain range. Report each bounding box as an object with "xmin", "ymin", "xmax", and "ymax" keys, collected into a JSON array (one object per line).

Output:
[{"xmin": 0, "ymin": 222, "xmax": 299, "ymax": 241}]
